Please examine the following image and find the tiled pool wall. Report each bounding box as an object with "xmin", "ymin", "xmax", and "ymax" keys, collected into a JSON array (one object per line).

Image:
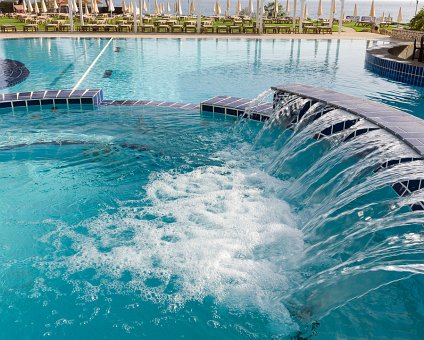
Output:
[
  {"xmin": 365, "ymin": 44, "xmax": 424, "ymax": 86},
  {"xmin": 0, "ymin": 89, "xmax": 199, "ymax": 111},
  {"xmin": 0, "ymin": 89, "xmax": 103, "ymax": 109},
  {"xmin": 200, "ymin": 96, "xmax": 273, "ymax": 121},
  {"xmin": 272, "ymin": 83, "xmax": 424, "ymax": 211}
]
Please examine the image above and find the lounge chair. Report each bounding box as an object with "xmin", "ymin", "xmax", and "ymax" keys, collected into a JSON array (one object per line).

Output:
[
  {"xmin": 264, "ymin": 25, "xmax": 277, "ymax": 33},
  {"xmin": 23, "ymin": 24, "xmax": 38, "ymax": 32},
  {"xmin": 171, "ymin": 25, "xmax": 184, "ymax": 32},
  {"xmin": 318, "ymin": 26, "xmax": 332, "ymax": 34},
  {"xmin": 45, "ymin": 23, "xmax": 58, "ymax": 31},
  {"xmin": 0, "ymin": 24, "xmax": 17, "ymax": 32},
  {"xmin": 217, "ymin": 25, "xmax": 229, "ymax": 33}
]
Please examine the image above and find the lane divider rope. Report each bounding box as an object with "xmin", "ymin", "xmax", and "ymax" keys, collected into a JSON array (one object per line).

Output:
[{"xmin": 72, "ymin": 37, "xmax": 113, "ymax": 91}]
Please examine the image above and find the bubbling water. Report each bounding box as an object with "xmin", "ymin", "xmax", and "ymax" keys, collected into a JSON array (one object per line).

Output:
[{"xmin": 40, "ymin": 163, "xmax": 304, "ymax": 336}]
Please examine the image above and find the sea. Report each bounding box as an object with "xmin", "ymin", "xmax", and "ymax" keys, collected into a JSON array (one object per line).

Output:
[{"xmin": 112, "ymin": 0, "xmax": 421, "ymax": 22}]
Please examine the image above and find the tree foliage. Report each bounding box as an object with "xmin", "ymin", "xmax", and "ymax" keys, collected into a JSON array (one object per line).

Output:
[{"xmin": 410, "ymin": 7, "xmax": 424, "ymax": 31}]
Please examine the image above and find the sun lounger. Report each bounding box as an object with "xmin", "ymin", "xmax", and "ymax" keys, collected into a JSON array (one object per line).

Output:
[
  {"xmin": 217, "ymin": 25, "xmax": 229, "ymax": 33},
  {"xmin": 184, "ymin": 25, "xmax": 197, "ymax": 32},
  {"xmin": 201, "ymin": 25, "xmax": 214, "ymax": 33},
  {"xmin": 318, "ymin": 26, "xmax": 332, "ymax": 34},
  {"xmin": 171, "ymin": 25, "xmax": 184, "ymax": 32},
  {"xmin": 23, "ymin": 24, "xmax": 38, "ymax": 32},
  {"xmin": 229, "ymin": 25, "xmax": 241, "ymax": 33},
  {"xmin": 104, "ymin": 24, "xmax": 118, "ymax": 32},
  {"xmin": 140, "ymin": 25, "xmax": 155, "ymax": 32},
  {"xmin": 45, "ymin": 23, "xmax": 58, "ymax": 31},
  {"xmin": 264, "ymin": 25, "xmax": 277, "ymax": 33},
  {"xmin": 243, "ymin": 25, "xmax": 256, "ymax": 33},
  {"xmin": 304, "ymin": 25, "xmax": 318, "ymax": 34},
  {"xmin": 118, "ymin": 24, "xmax": 132, "ymax": 32},
  {"xmin": 58, "ymin": 24, "xmax": 71, "ymax": 31},
  {"xmin": 0, "ymin": 24, "xmax": 17, "ymax": 32},
  {"xmin": 157, "ymin": 25, "xmax": 170, "ymax": 32},
  {"xmin": 277, "ymin": 26, "xmax": 291, "ymax": 33}
]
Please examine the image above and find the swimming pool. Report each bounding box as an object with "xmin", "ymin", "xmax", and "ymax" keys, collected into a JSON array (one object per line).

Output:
[
  {"xmin": 1, "ymin": 37, "xmax": 424, "ymax": 338},
  {"xmin": 1, "ymin": 99, "xmax": 423, "ymax": 339},
  {"xmin": 1, "ymin": 37, "xmax": 424, "ymax": 117}
]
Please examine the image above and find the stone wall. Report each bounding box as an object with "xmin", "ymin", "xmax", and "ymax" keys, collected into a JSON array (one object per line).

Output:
[{"xmin": 391, "ymin": 28, "xmax": 424, "ymax": 41}]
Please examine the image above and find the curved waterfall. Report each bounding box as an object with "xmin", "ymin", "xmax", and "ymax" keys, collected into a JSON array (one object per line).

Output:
[{"xmin": 242, "ymin": 88, "xmax": 424, "ymax": 337}]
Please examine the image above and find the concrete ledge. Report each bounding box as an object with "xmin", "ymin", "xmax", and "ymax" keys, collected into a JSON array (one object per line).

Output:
[{"xmin": 271, "ymin": 83, "xmax": 424, "ymax": 156}]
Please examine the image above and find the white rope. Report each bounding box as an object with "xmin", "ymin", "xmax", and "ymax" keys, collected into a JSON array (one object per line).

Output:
[{"xmin": 72, "ymin": 37, "xmax": 113, "ymax": 91}]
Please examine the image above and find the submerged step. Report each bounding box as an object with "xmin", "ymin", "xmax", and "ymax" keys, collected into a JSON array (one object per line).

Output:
[{"xmin": 200, "ymin": 96, "xmax": 273, "ymax": 122}]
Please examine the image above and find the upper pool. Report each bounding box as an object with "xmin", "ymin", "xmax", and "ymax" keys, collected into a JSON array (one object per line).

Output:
[{"xmin": 1, "ymin": 37, "xmax": 424, "ymax": 117}]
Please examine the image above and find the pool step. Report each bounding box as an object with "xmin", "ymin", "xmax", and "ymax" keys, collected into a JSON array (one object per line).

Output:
[
  {"xmin": 101, "ymin": 99, "xmax": 199, "ymax": 111},
  {"xmin": 200, "ymin": 96, "xmax": 273, "ymax": 122}
]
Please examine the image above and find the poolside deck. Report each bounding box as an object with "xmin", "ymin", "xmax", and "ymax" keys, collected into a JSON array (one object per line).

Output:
[{"xmin": 0, "ymin": 31, "xmax": 387, "ymax": 40}]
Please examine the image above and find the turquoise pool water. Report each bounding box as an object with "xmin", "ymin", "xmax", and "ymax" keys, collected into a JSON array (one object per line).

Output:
[
  {"xmin": 1, "ymin": 38, "xmax": 424, "ymax": 338},
  {"xmin": 1, "ymin": 103, "xmax": 423, "ymax": 339},
  {"xmin": 1, "ymin": 38, "xmax": 424, "ymax": 116}
]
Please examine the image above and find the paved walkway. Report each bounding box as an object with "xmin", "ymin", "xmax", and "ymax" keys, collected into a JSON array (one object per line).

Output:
[{"xmin": 0, "ymin": 31, "xmax": 388, "ymax": 40}]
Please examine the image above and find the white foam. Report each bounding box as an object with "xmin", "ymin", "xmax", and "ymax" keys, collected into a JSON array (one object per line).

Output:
[{"xmin": 42, "ymin": 163, "xmax": 304, "ymax": 335}]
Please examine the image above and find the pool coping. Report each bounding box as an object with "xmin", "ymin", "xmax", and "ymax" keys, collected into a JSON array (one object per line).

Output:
[
  {"xmin": 271, "ymin": 83, "xmax": 424, "ymax": 157},
  {"xmin": 0, "ymin": 89, "xmax": 200, "ymax": 111}
]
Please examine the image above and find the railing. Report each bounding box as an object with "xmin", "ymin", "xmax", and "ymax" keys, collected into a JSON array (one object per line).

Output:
[{"xmin": 412, "ymin": 35, "xmax": 424, "ymax": 62}]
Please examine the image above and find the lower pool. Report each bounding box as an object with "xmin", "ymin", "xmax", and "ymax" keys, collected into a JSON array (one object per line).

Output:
[{"xmin": 1, "ymin": 102, "xmax": 423, "ymax": 339}]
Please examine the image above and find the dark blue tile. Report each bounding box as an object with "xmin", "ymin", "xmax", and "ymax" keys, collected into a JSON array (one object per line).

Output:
[
  {"xmin": 0, "ymin": 102, "xmax": 12, "ymax": 108},
  {"xmin": 12, "ymin": 101, "xmax": 26, "ymax": 107},
  {"xmin": 26, "ymin": 100, "xmax": 40, "ymax": 106}
]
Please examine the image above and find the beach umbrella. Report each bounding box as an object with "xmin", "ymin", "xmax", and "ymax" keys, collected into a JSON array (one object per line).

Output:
[
  {"xmin": 177, "ymin": 0, "xmax": 182, "ymax": 15},
  {"xmin": 144, "ymin": 0, "xmax": 147, "ymax": 11},
  {"xmin": 167, "ymin": 1, "xmax": 170, "ymax": 12},
  {"xmin": 382, "ymin": 10, "xmax": 385, "ymax": 20},
  {"xmin": 22, "ymin": 0, "xmax": 27, "ymax": 12},
  {"xmin": 303, "ymin": 3, "xmax": 307, "ymax": 18},
  {"xmin": 331, "ymin": 0, "xmax": 335, "ymax": 14},
  {"xmin": 128, "ymin": 0, "xmax": 133, "ymax": 12},
  {"xmin": 190, "ymin": 0, "xmax": 195, "ymax": 15},
  {"xmin": 53, "ymin": 0, "xmax": 58, "ymax": 10},
  {"xmin": 122, "ymin": 0, "xmax": 127, "ymax": 13},
  {"xmin": 215, "ymin": 0, "xmax": 221, "ymax": 15},
  {"xmin": 369, "ymin": 0, "xmax": 375, "ymax": 17},
  {"xmin": 41, "ymin": 0, "xmax": 47, "ymax": 12},
  {"xmin": 274, "ymin": 0, "xmax": 278, "ymax": 17},
  {"xmin": 154, "ymin": 0, "xmax": 158, "ymax": 14},
  {"xmin": 85, "ymin": 3, "xmax": 90, "ymax": 13},
  {"xmin": 94, "ymin": 0, "xmax": 99, "ymax": 13},
  {"xmin": 285, "ymin": 0, "xmax": 289, "ymax": 15},
  {"xmin": 27, "ymin": 0, "xmax": 33, "ymax": 12},
  {"xmin": 235, "ymin": 0, "xmax": 240, "ymax": 15},
  {"xmin": 226, "ymin": 0, "xmax": 230, "ymax": 16},
  {"xmin": 248, "ymin": 0, "xmax": 253, "ymax": 16},
  {"xmin": 108, "ymin": 0, "xmax": 114, "ymax": 12},
  {"xmin": 397, "ymin": 7, "xmax": 403, "ymax": 23},
  {"xmin": 353, "ymin": 2, "xmax": 357, "ymax": 16},
  {"xmin": 317, "ymin": 0, "xmax": 322, "ymax": 17},
  {"xmin": 34, "ymin": 0, "xmax": 39, "ymax": 13}
]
